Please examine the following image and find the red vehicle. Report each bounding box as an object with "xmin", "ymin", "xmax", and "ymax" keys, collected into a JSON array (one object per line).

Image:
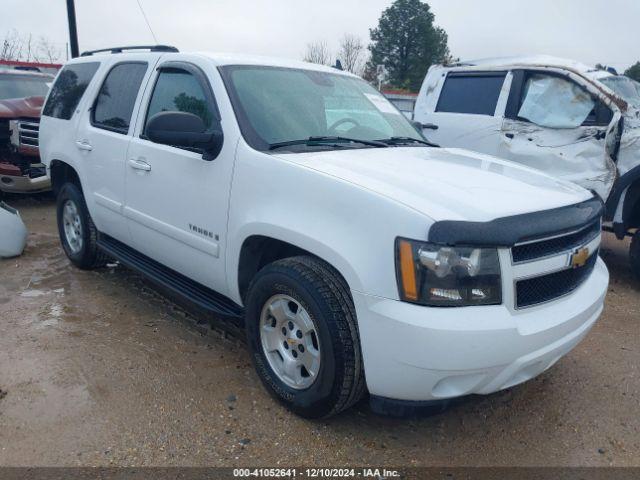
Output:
[{"xmin": 0, "ymin": 68, "xmax": 53, "ymax": 196}]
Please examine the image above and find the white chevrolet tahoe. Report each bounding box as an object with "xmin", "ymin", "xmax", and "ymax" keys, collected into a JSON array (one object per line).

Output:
[{"xmin": 40, "ymin": 46, "xmax": 608, "ymax": 418}]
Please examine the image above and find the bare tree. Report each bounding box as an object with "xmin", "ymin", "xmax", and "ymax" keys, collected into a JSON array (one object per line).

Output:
[
  {"xmin": 0, "ymin": 39, "xmax": 10, "ymax": 60},
  {"xmin": 338, "ymin": 34, "xmax": 365, "ymax": 75},
  {"xmin": 303, "ymin": 41, "xmax": 332, "ymax": 66},
  {"xmin": 37, "ymin": 36, "xmax": 62, "ymax": 63},
  {"xmin": 0, "ymin": 30, "xmax": 24, "ymax": 61},
  {"xmin": 25, "ymin": 34, "xmax": 35, "ymax": 62},
  {"xmin": 0, "ymin": 30, "xmax": 62, "ymax": 63}
]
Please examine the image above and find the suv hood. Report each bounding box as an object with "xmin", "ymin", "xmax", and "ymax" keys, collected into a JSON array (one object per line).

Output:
[
  {"xmin": 0, "ymin": 96, "xmax": 44, "ymax": 119},
  {"xmin": 276, "ymin": 147, "xmax": 592, "ymax": 222}
]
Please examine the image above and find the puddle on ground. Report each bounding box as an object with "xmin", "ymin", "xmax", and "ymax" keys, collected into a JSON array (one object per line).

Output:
[
  {"xmin": 36, "ymin": 302, "xmax": 64, "ymax": 328},
  {"xmin": 49, "ymin": 303, "xmax": 63, "ymax": 318},
  {"xmin": 20, "ymin": 289, "xmax": 48, "ymax": 298},
  {"xmin": 39, "ymin": 318, "xmax": 59, "ymax": 328}
]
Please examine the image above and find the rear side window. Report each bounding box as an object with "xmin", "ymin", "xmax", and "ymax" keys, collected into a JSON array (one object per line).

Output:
[
  {"xmin": 43, "ymin": 62, "xmax": 100, "ymax": 120},
  {"xmin": 92, "ymin": 62, "xmax": 148, "ymax": 134},
  {"xmin": 436, "ymin": 73, "xmax": 506, "ymax": 116},
  {"xmin": 144, "ymin": 68, "xmax": 213, "ymax": 133}
]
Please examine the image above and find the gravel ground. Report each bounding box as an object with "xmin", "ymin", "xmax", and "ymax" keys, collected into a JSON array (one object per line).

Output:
[{"xmin": 0, "ymin": 194, "xmax": 638, "ymax": 467}]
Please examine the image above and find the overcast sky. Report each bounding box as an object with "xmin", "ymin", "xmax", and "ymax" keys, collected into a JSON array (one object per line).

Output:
[{"xmin": 2, "ymin": 0, "xmax": 639, "ymax": 71}]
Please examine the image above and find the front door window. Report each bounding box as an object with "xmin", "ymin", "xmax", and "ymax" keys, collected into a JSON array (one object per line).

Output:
[{"xmin": 517, "ymin": 74, "xmax": 595, "ymax": 129}]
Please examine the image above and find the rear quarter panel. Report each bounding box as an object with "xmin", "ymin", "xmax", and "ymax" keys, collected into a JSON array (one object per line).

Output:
[{"xmin": 40, "ymin": 61, "xmax": 107, "ymax": 202}]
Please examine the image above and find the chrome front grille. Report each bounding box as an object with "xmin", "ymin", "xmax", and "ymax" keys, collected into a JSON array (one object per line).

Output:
[
  {"xmin": 511, "ymin": 221, "xmax": 601, "ymax": 264},
  {"xmin": 9, "ymin": 119, "xmax": 40, "ymax": 149},
  {"xmin": 516, "ymin": 253, "xmax": 598, "ymax": 308},
  {"xmin": 510, "ymin": 221, "xmax": 601, "ymax": 309},
  {"xmin": 17, "ymin": 120, "xmax": 39, "ymax": 148}
]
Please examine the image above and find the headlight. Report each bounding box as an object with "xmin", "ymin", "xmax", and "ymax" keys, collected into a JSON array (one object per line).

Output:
[{"xmin": 395, "ymin": 238, "xmax": 502, "ymax": 307}]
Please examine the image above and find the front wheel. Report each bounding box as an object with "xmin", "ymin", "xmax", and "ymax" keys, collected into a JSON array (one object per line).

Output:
[
  {"xmin": 630, "ymin": 230, "xmax": 640, "ymax": 282},
  {"xmin": 56, "ymin": 182, "xmax": 108, "ymax": 270},
  {"xmin": 245, "ymin": 256, "xmax": 365, "ymax": 418}
]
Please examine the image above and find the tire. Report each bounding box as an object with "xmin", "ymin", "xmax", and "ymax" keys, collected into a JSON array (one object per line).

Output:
[
  {"xmin": 56, "ymin": 182, "xmax": 108, "ymax": 270},
  {"xmin": 631, "ymin": 230, "xmax": 640, "ymax": 282},
  {"xmin": 245, "ymin": 256, "xmax": 365, "ymax": 418}
]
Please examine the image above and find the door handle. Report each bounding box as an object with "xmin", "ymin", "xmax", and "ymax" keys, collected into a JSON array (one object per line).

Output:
[
  {"xmin": 414, "ymin": 122, "xmax": 439, "ymax": 130},
  {"xmin": 505, "ymin": 133, "xmax": 515, "ymax": 139},
  {"xmin": 128, "ymin": 158, "xmax": 151, "ymax": 172},
  {"xmin": 75, "ymin": 140, "xmax": 93, "ymax": 151}
]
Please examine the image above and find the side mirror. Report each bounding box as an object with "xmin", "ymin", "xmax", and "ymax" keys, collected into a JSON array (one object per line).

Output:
[{"xmin": 146, "ymin": 111, "xmax": 223, "ymax": 161}]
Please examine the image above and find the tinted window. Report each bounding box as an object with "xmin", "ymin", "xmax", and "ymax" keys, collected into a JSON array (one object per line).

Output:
[
  {"xmin": 436, "ymin": 73, "xmax": 506, "ymax": 115},
  {"xmin": 43, "ymin": 62, "xmax": 100, "ymax": 120},
  {"xmin": 145, "ymin": 68, "xmax": 213, "ymax": 133},
  {"xmin": 92, "ymin": 62, "xmax": 148, "ymax": 133}
]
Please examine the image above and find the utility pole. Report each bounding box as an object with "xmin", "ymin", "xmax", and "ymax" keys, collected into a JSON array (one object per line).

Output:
[{"xmin": 66, "ymin": 0, "xmax": 80, "ymax": 58}]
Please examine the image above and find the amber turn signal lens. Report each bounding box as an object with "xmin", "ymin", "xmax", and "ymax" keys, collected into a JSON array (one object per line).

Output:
[{"xmin": 398, "ymin": 239, "xmax": 418, "ymax": 301}]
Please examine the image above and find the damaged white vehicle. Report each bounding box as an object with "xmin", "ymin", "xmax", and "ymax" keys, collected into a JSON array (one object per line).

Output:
[
  {"xmin": 414, "ymin": 56, "xmax": 640, "ymax": 277},
  {"xmin": 0, "ymin": 201, "xmax": 27, "ymax": 257}
]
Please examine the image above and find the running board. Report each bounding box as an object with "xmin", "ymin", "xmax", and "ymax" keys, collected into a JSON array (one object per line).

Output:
[{"xmin": 97, "ymin": 234, "xmax": 245, "ymax": 322}]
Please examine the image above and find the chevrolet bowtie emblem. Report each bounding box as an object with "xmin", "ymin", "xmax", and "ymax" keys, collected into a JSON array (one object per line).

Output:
[{"xmin": 571, "ymin": 247, "xmax": 590, "ymax": 269}]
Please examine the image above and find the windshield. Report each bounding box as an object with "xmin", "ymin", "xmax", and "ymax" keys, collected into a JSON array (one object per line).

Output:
[
  {"xmin": 220, "ymin": 65, "xmax": 423, "ymax": 151},
  {"xmin": 599, "ymin": 76, "xmax": 640, "ymax": 109},
  {"xmin": 0, "ymin": 75, "xmax": 51, "ymax": 101}
]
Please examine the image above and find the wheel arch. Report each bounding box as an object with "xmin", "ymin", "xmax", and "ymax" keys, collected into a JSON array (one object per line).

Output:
[
  {"xmin": 622, "ymin": 181, "xmax": 640, "ymax": 230},
  {"xmin": 50, "ymin": 160, "xmax": 82, "ymax": 196},
  {"xmin": 606, "ymin": 165, "xmax": 640, "ymax": 237},
  {"xmin": 231, "ymin": 227, "xmax": 362, "ymax": 306}
]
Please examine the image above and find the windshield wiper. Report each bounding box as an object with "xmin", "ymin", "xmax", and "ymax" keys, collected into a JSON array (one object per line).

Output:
[
  {"xmin": 269, "ymin": 136, "xmax": 388, "ymax": 151},
  {"xmin": 376, "ymin": 137, "xmax": 439, "ymax": 147}
]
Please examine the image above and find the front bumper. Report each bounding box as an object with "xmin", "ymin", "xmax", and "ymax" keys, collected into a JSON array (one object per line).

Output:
[
  {"xmin": 353, "ymin": 257, "xmax": 609, "ymax": 402},
  {"xmin": 0, "ymin": 173, "xmax": 50, "ymax": 193}
]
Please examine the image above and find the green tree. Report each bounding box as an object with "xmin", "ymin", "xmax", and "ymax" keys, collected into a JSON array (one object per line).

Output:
[
  {"xmin": 625, "ymin": 62, "xmax": 640, "ymax": 82},
  {"xmin": 366, "ymin": 0, "xmax": 450, "ymax": 92}
]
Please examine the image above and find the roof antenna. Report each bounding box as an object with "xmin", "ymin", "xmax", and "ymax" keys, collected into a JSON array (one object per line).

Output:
[
  {"xmin": 136, "ymin": 0, "xmax": 158, "ymax": 44},
  {"xmin": 333, "ymin": 59, "xmax": 343, "ymax": 71}
]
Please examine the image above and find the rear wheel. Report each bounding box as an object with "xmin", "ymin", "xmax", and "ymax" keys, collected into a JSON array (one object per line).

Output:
[
  {"xmin": 56, "ymin": 182, "xmax": 108, "ymax": 269},
  {"xmin": 245, "ymin": 256, "xmax": 365, "ymax": 418},
  {"xmin": 630, "ymin": 230, "xmax": 640, "ymax": 281}
]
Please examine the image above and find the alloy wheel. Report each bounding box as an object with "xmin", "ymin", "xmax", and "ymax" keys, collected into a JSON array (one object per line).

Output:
[{"xmin": 259, "ymin": 294, "xmax": 321, "ymax": 389}]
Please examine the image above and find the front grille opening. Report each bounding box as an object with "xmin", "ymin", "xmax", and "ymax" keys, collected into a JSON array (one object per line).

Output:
[
  {"xmin": 512, "ymin": 221, "xmax": 600, "ymax": 264},
  {"xmin": 516, "ymin": 252, "xmax": 598, "ymax": 309},
  {"xmin": 17, "ymin": 120, "xmax": 40, "ymax": 148}
]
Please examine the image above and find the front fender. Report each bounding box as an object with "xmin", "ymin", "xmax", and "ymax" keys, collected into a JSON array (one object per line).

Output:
[
  {"xmin": 225, "ymin": 144, "xmax": 432, "ymax": 305},
  {"xmin": 226, "ymin": 223, "xmax": 363, "ymax": 304}
]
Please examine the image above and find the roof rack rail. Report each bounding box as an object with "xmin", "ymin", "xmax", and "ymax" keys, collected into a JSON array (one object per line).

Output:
[{"xmin": 80, "ymin": 45, "xmax": 179, "ymax": 57}]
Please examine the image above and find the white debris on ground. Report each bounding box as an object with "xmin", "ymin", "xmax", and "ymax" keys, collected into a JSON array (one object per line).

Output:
[{"xmin": 0, "ymin": 201, "xmax": 28, "ymax": 258}]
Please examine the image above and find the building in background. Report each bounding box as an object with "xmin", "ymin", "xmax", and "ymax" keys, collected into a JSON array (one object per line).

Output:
[{"xmin": 382, "ymin": 90, "xmax": 418, "ymax": 120}]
